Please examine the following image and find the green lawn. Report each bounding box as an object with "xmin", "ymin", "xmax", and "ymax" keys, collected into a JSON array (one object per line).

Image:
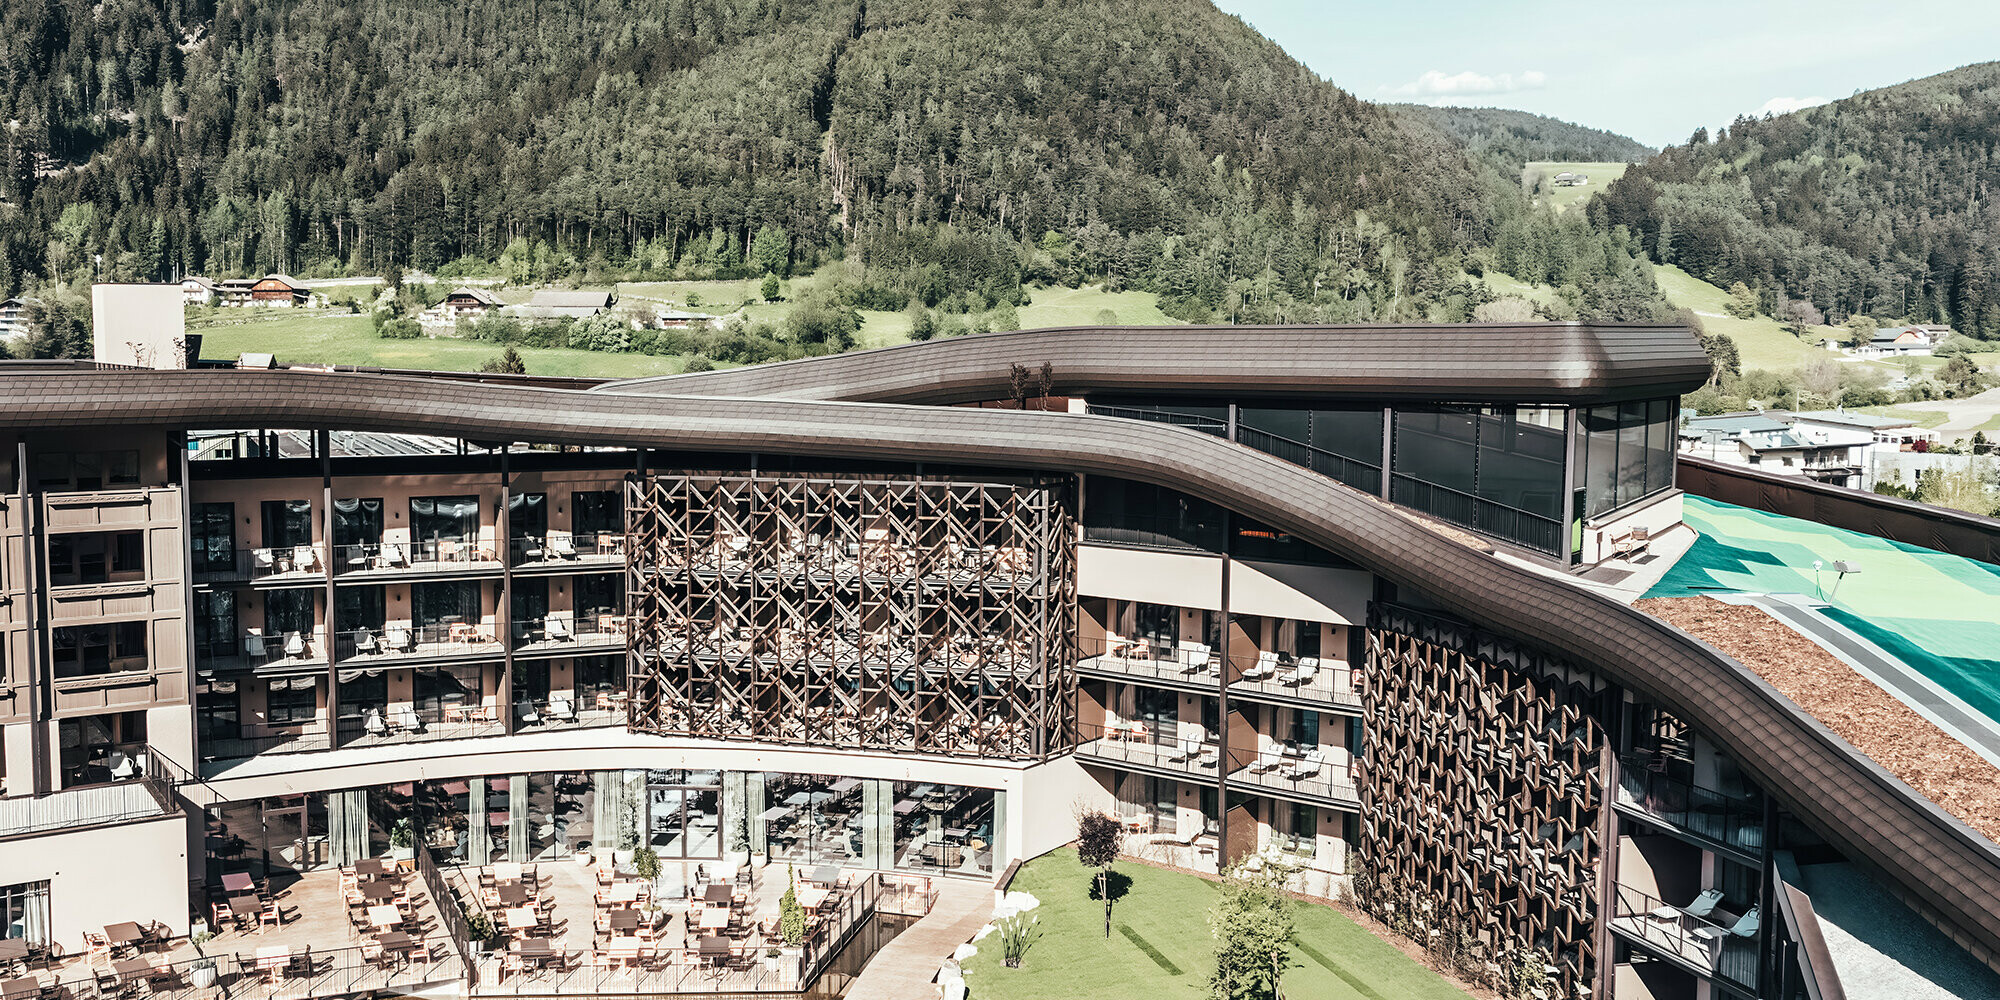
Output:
[
  {"xmin": 1018, "ymin": 284, "xmax": 1179, "ymax": 327},
  {"xmin": 1650, "ymin": 265, "xmax": 1840, "ymax": 371},
  {"xmin": 1851, "ymin": 405, "xmax": 1952, "ymax": 429},
  {"xmin": 192, "ymin": 314, "xmax": 691, "ymax": 378},
  {"xmin": 1480, "ymin": 270, "xmax": 1565, "ymax": 309},
  {"xmin": 960, "ymin": 850, "xmax": 1471, "ymax": 1000},
  {"xmin": 1524, "ymin": 161, "xmax": 1631, "ymax": 213}
]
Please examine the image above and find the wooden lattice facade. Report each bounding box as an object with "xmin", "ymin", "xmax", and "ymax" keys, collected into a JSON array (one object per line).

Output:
[
  {"xmin": 624, "ymin": 471, "xmax": 1077, "ymax": 761},
  {"xmin": 1360, "ymin": 603, "xmax": 1610, "ymax": 995}
]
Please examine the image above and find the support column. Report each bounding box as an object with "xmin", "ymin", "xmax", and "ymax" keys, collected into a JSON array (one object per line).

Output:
[
  {"xmin": 1216, "ymin": 508, "xmax": 1233, "ymax": 863},
  {"xmin": 17, "ymin": 442, "xmax": 50, "ymax": 795},
  {"xmin": 320, "ymin": 430, "xmax": 342, "ymax": 748},
  {"xmin": 499, "ymin": 447, "xmax": 515, "ymax": 736},
  {"xmin": 1379, "ymin": 406, "xmax": 1394, "ymax": 500}
]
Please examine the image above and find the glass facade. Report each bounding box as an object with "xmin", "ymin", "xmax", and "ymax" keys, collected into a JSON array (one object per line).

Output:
[
  {"xmin": 1576, "ymin": 399, "xmax": 1677, "ymax": 517},
  {"xmin": 204, "ymin": 769, "xmax": 1005, "ymax": 878}
]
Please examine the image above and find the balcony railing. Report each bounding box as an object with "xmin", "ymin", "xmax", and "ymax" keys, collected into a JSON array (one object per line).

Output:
[
  {"xmin": 191, "ymin": 545, "xmax": 328, "ymax": 585},
  {"xmin": 1079, "ymin": 635, "xmax": 1362, "ymax": 709},
  {"xmin": 1388, "ymin": 474, "xmax": 1562, "ymax": 555},
  {"xmin": 198, "ymin": 722, "xmax": 336, "ymax": 762},
  {"xmin": 1074, "ymin": 720, "xmax": 1221, "ymax": 775},
  {"xmin": 1227, "ymin": 745, "xmax": 1361, "ymax": 805},
  {"xmin": 1087, "ymin": 403, "xmax": 1228, "ymax": 436},
  {"xmin": 1234, "ymin": 425, "xmax": 1384, "ymax": 495},
  {"xmin": 200, "ymin": 695, "xmax": 626, "ymax": 764},
  {"xmin": 509, "ymin": 531, "xmax": 628, "ymax": 567},
  {"xmin": 1609, "ymin": 883, "xmax": 1758, "ymax": 987},
  {"xmin": 197, "ymin": 630, "xmax": 327, "ymax": 672},
  {"xmin": 331, "ymin": 536, "xmax": 503, "ymax": 576},
  {"xmin": 1, "ymin": 745, "xmax": 174, "ymax": 840},
  {"xmin": 71, "ymin": 937, "xmax": 463, "ymax": 1000},
  {"xmin": 335, "ymin": 623, "xmax": 505, "ymax": 662},
  {"xmin": 1616, "ymin": 753, "xmax": 1766, "ymax": 856},
  {"xmin": 512, "ymin": 613, "xmax": 627, "ymax": 652}
]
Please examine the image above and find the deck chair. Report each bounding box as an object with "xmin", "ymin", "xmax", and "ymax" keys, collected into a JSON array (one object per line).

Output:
[
  {"xmin": 1683, "ymin": 888, "xmax": 1725, "ymax": 919},
  {"xmin": 284, "ymin": 632, "xmax": 306, "ymax": 657},
  {"xmin": 550, "ymin": 534, "xmax": 578, "ymax": 559},
  {"xmin": 547, "ymin": 616, "xmax": 573, "ymax": 641},
  {"xmin": 1277, "ymin": 657, "xmax": 1317, "ymax": 687}
]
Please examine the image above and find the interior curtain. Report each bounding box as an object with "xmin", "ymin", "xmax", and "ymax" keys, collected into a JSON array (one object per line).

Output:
[
  {"xmin": 328, "ymin": 791, "xmax": 369, "ymax": 865},
  {"xmin": 509, "ymin": 774, "xmax": 531, "ymax": 860},
  {"xmin": 467, "ymin": 780, "xmax": 492, "ymax": 865},
  {"xmin": 1277, "ymin": 619, "xmax": 1298, "ymax": 656}
]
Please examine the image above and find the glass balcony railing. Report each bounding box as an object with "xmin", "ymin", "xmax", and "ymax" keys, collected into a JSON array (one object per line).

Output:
[
  {"xmin": 1078, "ymin": 635, "xmax": 1362, "ymax": 709},
  {"xmin": 509, "ymin": 531, "xmax": 628, "ymax": 566},
  {"xmin": 330, "ymin": 536, "xmax": 503, "ymax": 575}
]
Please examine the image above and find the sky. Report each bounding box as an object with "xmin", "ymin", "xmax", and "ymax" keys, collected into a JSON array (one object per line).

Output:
[{"xmin": 1212, "ymin": 0, "xmax": 2000, "ymax": 148}]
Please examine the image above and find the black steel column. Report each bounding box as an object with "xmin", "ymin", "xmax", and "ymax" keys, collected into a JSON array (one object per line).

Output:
[{"xmin": 1216, "ymin": 507, "xmax": 1233, "ymax": 863}]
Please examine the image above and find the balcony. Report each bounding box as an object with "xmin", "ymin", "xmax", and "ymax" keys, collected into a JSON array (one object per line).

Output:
[
  {"xmin": 197, "ymin": 631, "xmax": 329, "ymax": 673},
  {"xmin": 509, "ymin": 531, "xmax": 628, "ymax": 572},
  {"xmin": 636, "ymin": 533, "xmax": 1049, "ymax": 597},
  {"xmin": 198, "ymin": 696, "xmax": 628, "ymax": 765},
  {"xmin": 330, "ymin": 537, "xmax": 505, "ymax": 579},
  {"xmin": 1227, "ymin": 745, "xmax": 1360, "ymax": 807},
  {"xmin": 191, "ymin": 546, "xmax": 329, "ymax": 587},
  {"xmin": 0, "ymin": 748, "xmax": 176, "ymax": 840},
  {"xmin": 336, "ymin": 624, "xmax": 505, "ymax": 666},
  {"xmin": 1615, "ymin": 753, "xmax": 1765, "ymax": 857},
  {"xmin": 1074, "ymin": 720, "xmax": 1222, "ymax": 779},
  {"xmin": 1609, "ymin": 884, "xmax": 1758, "ymax": 988},
  {"xmin": 1079, "ymin": 635, "xmax": 1362, "ymax": 711},
  {"xmin": 512, "ymin": 613, "xmax": 627, "ymax": 657}
]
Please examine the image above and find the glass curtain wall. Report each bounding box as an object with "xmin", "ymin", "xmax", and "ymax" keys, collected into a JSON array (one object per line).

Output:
[
  {"xmin": 190, "ymin": 502, "xmax": 234, "ymax": 574},
  {"xmin": 573, "ymin": 490, "xmax": 622, "ymax": 536},
  {"xmin": 261, "ymin": 499, "xmax": 313, "ymax": 549},
  {"xmin": 1575, "ymin": 398, "xmax": 1678, "ymax": 517},
  {"xmin": 1390, "ymin": 406, "xmax": 1566, "ymax": 552},
  {"xmin": 891, "ymin": 782, "xmax": 996, "ymax": 875}
]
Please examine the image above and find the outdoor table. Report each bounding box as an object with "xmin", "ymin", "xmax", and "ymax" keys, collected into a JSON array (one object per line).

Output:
[
  {"xmin": 103, "ymin": 923, "xmax": 144, "ymax": 954},
  {"xmin": 697, "ymin": 935, "xmax": 730, "ymax": 975},
  {"xmin": 702, "ymin": 884, "xmax": 732, "ymax": 906},
  {"xmin": 941, "ymin": 826, "xmax": 969, "ymax": 843},
  {"xmin": 220, "ymin": 872, "xmax": 256, "ymax": 896},
  {"xmin": 605, "ymin": 882, "xmax": 641, "ymax": 904},
  {"xmin": 229, "ymin": 895, "xmax": 263, "ymax": 921},
  {"xmin": 0, "ymin": 977, "xmax": 38, "ymax": 1000},
  {"xmin": 375, "ymin": 932, "xmax": 416, "ymax": 957},
  {"xmin": 0, "ymin": 940, "xmax": 29, "ymax": 963},
  {"xmin": 353, "ymin": 859, "xmax": 389, "ymax": 878},
  {"xmin": 359, "ymin": 880, "xmax": 397, "ymax": 903},
  {"xmin": 367, "ymin": 905, "xmax": 403, "ymax": 930},
  {"xmin": 605, "ymin": 936, "xmax": 645, "ymax": 969},
  {"xmin": 808, "ymin": 865, "xmax": 840, "ymax": 887},
  {"xmin": 110, "ymin": 959, "xmax": 154, "ymax": 984},
  {"xmin": 494, "ymin": 883, "xmax": 529, "ymax": 907},
  {"xmin": 696, "ymin": 907, "xmax": 731, "ymax": 932},
  {"xmin": 607, "ymin": 909, "xmax": 639, "ymax": 934},
  {"xmin": 254, "ymin": 946, "xmax": 291, "ymax": 982},
  {"xmin": 505, "ymin": 908, "xmax": 541, "ymax": 934},
  {"xmin": 492, "ymin": 862, "xmax": 524, "ymax": 883},
  {"xmin": 828, "ymin": 777, "xmax": 860, "ymax": 794},
  {"xmin": 794, "ymin": 886, "xmax": 829, "ymax": 911},
  {"xmin": 513, "ymin": 938, "xmax": 554, "ymax": 960}
]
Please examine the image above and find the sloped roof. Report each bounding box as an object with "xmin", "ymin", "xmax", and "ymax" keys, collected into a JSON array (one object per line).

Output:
[{"xmin": 528, "ymin": 289, "xmax": 613, "ymax": 309}]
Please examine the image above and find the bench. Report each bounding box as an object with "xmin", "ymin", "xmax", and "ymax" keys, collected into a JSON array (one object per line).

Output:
[{"xmin": 1609, "ymin": 526, "xmax": 1651, "ymax": 558}]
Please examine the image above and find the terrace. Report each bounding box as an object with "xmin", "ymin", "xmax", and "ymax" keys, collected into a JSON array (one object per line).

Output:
[
  {"xmin": 1607, "ymin": 884, "xmax": 1758, "ymax": 989},
  {"xmin": 1077, "ymin": 634, "xmax": 1363, "ymax": 711}
]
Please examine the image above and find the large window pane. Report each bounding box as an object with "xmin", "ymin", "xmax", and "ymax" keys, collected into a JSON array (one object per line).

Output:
[
  {"xmin": 1616, "ymin": 401, "xmax": 1649, "ymax": 507},
  {"xmin": 333, "ymin": 498, "xmax": 383, "ymax": 548},
  {"xmin": 1391, "ymin": 408, "xmax": 1477, "ymax": 494},
  {"xmin": 572, "ymin": 490, "xmax": 623, "ymax": 537},
  {"xmin": 1475, "ymin": 407, "xmax": 1565, "ymax": 518},
  {"xmin": 1583, "ymin": 406, "xmax": 1620, "ymax": 517},
  {"xmin": 261, "ymin": 499, "xmax": 313, "ymax": 549},
  {"xmin": 1082, "ymin": 478, "xmax": 1225, "ymax": 551},
  {"xmin": 192, "ymin": 502, "xmax": 235, "ymax": 573},
  {"xmin": 411, "ymin": 495, "xmax": 480, "ymax": 544},
  {"xmin": 1647, "ymin": 399, "xmax": 1677, "ymax": 496}
]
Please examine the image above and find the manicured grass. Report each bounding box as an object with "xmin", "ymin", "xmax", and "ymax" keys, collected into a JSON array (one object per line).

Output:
[
  {"xmin": 959, "ymin": 850, "xmax": 1471, "ymax": 1000},
  {"xmin": 1524, "ymin": 161, "xmax": 1631, "ymax": 213},
  {"xmin": 192, "ymin": 314, "xmax": 691, "ymax": 378},
  {"xmin": 1651, "ymin": 265, "xmax": 1839, "ymax": 371},
  {"xmin": 616, "ymin": 276, "xmax": 772, "ymax": 310},
  {"xmin": 1017, "ymin": 284, "xmax": 1180, "ymax": 327}
]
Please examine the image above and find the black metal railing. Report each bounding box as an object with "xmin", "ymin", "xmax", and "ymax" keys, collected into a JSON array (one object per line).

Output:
[
  {"xmin": 1389, "ymin": 474, "xmax": 1561, "ymax": 555},
  {"xmin": 1610, "ymin": 883, "xmax": 1757, "ymax": 987},
  {"xmin": 330, "ymin": 536, "xmax": 502, "ymax": 575},
  {"xmin": 1233, "ymin": 425, "xmax": 1384, "ymax": 495},
  {"xmin": 1616, "ymin": 753, "xmax": 1766, "ymax": 856},
  {"xmin": 1088, "ymin": 404, "xmax": 1228, "ymax": 436},
  {"xmin": 509, "ymin": 531, "xmax": 628, "ymax": 565},
  {"xmin": 1077, "ymin": 634, "xmax": 1362, "ymax": 708}
]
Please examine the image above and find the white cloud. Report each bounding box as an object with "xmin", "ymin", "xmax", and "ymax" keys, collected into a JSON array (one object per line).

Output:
[
  {"xmin": 1754, "ymin": 95, "xmax": 1830, "ymax": 117},
  {"xmin": 1380, "ymin": 69, "xmax": 1548, "ymax": 101}
]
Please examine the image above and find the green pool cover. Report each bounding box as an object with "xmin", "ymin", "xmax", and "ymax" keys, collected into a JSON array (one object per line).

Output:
[{"xmin": 1645, "ymin": 496, "xmax": 2000, "ymax": 724}]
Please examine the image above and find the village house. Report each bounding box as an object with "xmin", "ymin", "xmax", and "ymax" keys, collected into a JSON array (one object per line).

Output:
[
  {"xmin": 0, "ymin": 296, "xmax": 33, "ymax": 341},
  {"xmin": 508, "ymin": 288, "xmax": 617, "ymax": 322},
  {"xmin": 181, "ymin": 276, "xmax": 218, "ymax": 307}
]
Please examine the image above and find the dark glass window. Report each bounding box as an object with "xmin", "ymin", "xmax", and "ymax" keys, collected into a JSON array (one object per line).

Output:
[
  {"xmin": 411, "ymin": 496, "xmax": 479, "ymax": 544},
  {"xmin": 511, "ymin": 577, "xmax": 550, "ymax": 624},
  {"xmin": 415, "ymin": 665, "xmax": 483, "ymax": 716},
  {"xmin": 338, "ymin": 672, "xmax": 387, "ymax": 715},
  {"xmin": 1236, "ymin": 406, "xmax": 1385, "ymax": 491},
  {"xmin": 574, "ymin": 574, "xmax": 624, "ymax": 618},
  {"xmin": 264, "ymin": 589, "xmax": 314, "ymax": 638},
  {"xmin": 1576, "ymin": 398, "xmax": 1678, "ymax": 518},
  {"xmin": 336, "ymin": 586, "xmax": 386, "ymax": 633},
  {"xmin": 1473, "ymin": 407, "xmax": 1565, "ymax": 518},
  {"xmin": 193, "ymin": 590, "xmax": 237, "ymax": 660},
  {"xmin": 106, "ymin": 451, "xmax": 139, "ymax": 486},
  {"xmin": 333, "ymin": 498, "xmax": 383, "ymax": 548},
  {"xmin": 1082, "ymin": 478, "xmax": 1225, "ymax": 551},
  {"xmin": 191, "ymin": 503, "xmax": 236, "ymax": 574},
  {"xmin": 1391, "ymin": 408, "xmax": 1477, "ymax": 495},
  {"xmin": 413, "ymin": 580, "xmax": 481, "ymax": 628},
  {"xmin": 1288, "ymin": 709, "xmax": 1321, "ymax": 747},
  {"xmin": 261, "ymin": 499, "xmax": 313, "ymax": 549},
  {"xmin": 51, "ymin": 622, "xmax": 148, "ymax": 677},
  {"xmin": 508, "ymin": 493, "xmax": 547, "ymax": 539},
  {"xmin": 48, "ymin": 531, "xmax": 144, "ymax": 586},
  {"xmin": 572, "ymin": 490, "xmax": 623, "ymax": 537},
  {"xmin": 574, "ymin": 656, "xmax": 624, "ymax": 700},
  {"xmin": 266, "ymin": 680, "xmax": 317, "ymax": 725}
]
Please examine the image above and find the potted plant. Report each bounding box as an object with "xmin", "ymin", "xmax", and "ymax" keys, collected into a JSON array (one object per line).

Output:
[
  {"xmin": 187, "ymin": 930, "xmax": 217, "ymax": 988},
  {"xmin": 614, "ymin": 829, "xmax": 638, "ymax": 870},
  {"xmin": 573, "ymin": 841, "xmax": 594, "ymax": 867},
  {"xmin": 762, "ymin": 946, "xmax": 784, "ymax": 975},
  {"xmin": 388, "ymin": 818, "xmax": 417, "ymax": 862},
  {"xmin": 779, "ymin": 864, "xmax": 807, "ymax": 950},
  {"xmin": 465, "ymin": 911, "xmax": 497, "ymax": 953}
]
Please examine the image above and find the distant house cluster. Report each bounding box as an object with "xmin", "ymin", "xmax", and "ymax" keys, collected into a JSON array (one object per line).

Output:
[
  {"xmin": 1679, "ymin": 407, "xmax": 1938, "ymax": 489},
  {"xmin": 0, "ymin": 296, "xmax": 33, "ymax": 342},
  {"xmin": 182, "ymin": 274, "xmax": 310, "ymax": 308},
  {"xmin": 1820, "ymin": 324, "xmax": 1951, "ymax": 358},
  {"xmin": 1551, "ymin": 171, "xmax": 1589, "ymax": 187}
]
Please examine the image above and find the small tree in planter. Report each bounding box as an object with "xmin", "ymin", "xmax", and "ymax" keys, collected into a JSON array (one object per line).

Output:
[
  {"xmin": 632, "ymin": 845, "xmax": 663, "ymax": 922},
  {"xmin": 997, "ymin": 912, "xmax": 1041, "ymax": 969},
  {"xmin": 779, "ymin": 865, "xmax": 808, "ymax": 947},
  {"xmin": 187, "ymin": 930, "xmax": 217, "ymax": 988},
  {"xmin": 465, "ymin": 911, "xmax": 498, "ymax": 952},
  {"xmin": 1076, "ymin": 810, "xmax": 1122, "ymax": 936},
  {"xmin": 388, "ymin": 818, "xmax": 417, "ymax": 861}
]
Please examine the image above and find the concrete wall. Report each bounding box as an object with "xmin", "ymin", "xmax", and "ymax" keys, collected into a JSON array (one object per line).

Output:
[
  {"xmin": 0, "ymin": 815, "xmax": 192, "ymax": 950},
  {"xmin": 91, "ymin": 284, "xmax": 187, "ymax": 369}
]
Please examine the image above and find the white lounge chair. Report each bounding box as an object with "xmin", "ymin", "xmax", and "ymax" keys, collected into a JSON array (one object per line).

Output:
[
  {"xmin": 393, "ymin": 706, "xmax": 425, "ymax": 732},
  {"xmin": 378, "ymin": 543, "xmax": 408, "ymax": 568},
  {"xmin": 245, "ymin": 629, "xmax": 268, "ymax": 658},
  {"xmin": 1278, "ymin": 657, "xmax": 1318, "ymax": 687},
  {"xmin": 547, "ymin": 617, "xmax": 573, "ymax": 641},
  {"xmin": 353, "ymin": 629, "xmax": 378, "ymax": 654},
  {"xmin": 363, "ymin": 709, "xmax": 388, "ymax": 737},
  {"xmin": 550, "ymin": 534, "xmax": 578, "ymax": 559},
  {"xmin": 1246, "ymin": 650, "xmax": 1279, "ymax": 681},
  {"xmin": 517, "ymin": 701, "xmax": 541, "ymax": 726},
  {"xmin": 284, "ymin": 632, "xmax": 306, "ymax": 657},
  {"xmin": 108, "ymin": 751, "xmax": 136, "ymax": 779},
  {"xmin": 1285, "ymin": 750, "xmax": 1324, "ymax": 780},
  {"xmin": 293, "ymin": 545, "xmax": 319, "ymax": 571},
  {"xmin": 1683, "ymin": 888, "xmax": 1725, "ymax": 918},
  {"xmin": 549, "ymin": 698, "xmax": 576, "ymax": 723},
  {"xmin": 387, "ymin": 626, "xmax": 413, "ymax": 652},
  {"xmin": 1177, "ymin": 641, "xmax": 1210, "ymax": 676},
  {"xmin": 253, "ymin": 548, "xmax": 276, "ymax": 571}
]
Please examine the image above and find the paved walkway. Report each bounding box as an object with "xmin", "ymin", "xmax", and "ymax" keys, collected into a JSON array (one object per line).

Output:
[{"xmin": 846, "ymin": 877, "xmax": 992, "ymax": 1000}]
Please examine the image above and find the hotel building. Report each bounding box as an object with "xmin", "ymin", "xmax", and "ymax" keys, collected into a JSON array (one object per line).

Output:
[{"xmin": 0, "ymin": 322, "xmax": 1995, "ymax": 1000}]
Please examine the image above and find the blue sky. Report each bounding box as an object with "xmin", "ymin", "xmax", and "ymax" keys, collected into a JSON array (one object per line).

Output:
[{"xmin": 1212, "ymin": 0, "xmax": 2000, "ymax": 148}]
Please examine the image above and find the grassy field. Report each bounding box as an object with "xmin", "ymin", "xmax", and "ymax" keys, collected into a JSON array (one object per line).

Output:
[
  {"xmin": 1649, "ymin": 265, "xmax": 1844, "ymax": 371},
  {"xmin": 192, "ymin": 314, "xmax": 690, "ymax": 378},
  {"xmin": 1524, "ymin": 161, "xmax": 1631, "ymax": 213},
  {"xmin": 1851, "ymin": 405, "xmax": 1952, "ymax": 428},
  {"xmin": 959, "ymin": 850, "xmax": 1471, "ymax": 1000},
  {"xmin": 1480, "ymin": 270, "xmax": 1564, "ymax": 310},
  {"xmin": 1019, "ymin": 284, "xmax": 1179, "ymax": 327}
]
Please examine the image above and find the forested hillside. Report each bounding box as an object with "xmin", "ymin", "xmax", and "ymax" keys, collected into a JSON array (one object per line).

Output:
[
  {"xmin": 0, "ymin": 0, "xmax": 1668, "ymax": 331},
  {"xmin": 1392, "ymin": 105, "xmax": 1653, "ymax": 171},
  {"xmin": 1594, "ymin": 61, "xmax": 2000, "ymax": 336}
]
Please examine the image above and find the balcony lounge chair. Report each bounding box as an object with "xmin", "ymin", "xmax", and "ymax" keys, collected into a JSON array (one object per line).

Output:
[
  {"xmin": 549, "ymin": 698, "xmax": 576, "ymax": 723},
  {"xmin": 550, "ymin": 534, "xmax": 578, "ymax": 559},
  {"xmin": 108, "ymin": 751, "xmax": 137, "ymax": 780},
  {"xmin": 517, "ymin": 701, "xmax": 541, "ymax": 726},
  {"xmin": 1176, "ymin": 641, "xmax": 1209, "ymax": 676},
  {"xmin": 284, "ymin": 632, "xmax": 306, "ymax": 658},
  {"xmin": 387, "ymin": 626, "xmax": 413, "ymax": 652},
  {"xmin": 1284, "ymin": 750, "xmax": 1324, "ymax": 780},
  {"xmin": 1683, "ymin": 888, "xmax": 1725, "ymax": 919},
  {"xmin": 1246, "ymin": 650, "xmax": 1280, "ymax": 681},
  {"xmin": 253, "ymin": 548, "xmax": 276, "ymax": 571},
  {"xmin": 293, "ymin": 545, "xmax": 319, "ymax": 572},
  {"xmin": 393, "ymin": 707, "xmax": 426, "ymax": 733},
  {"xmin": 1278, "ymin": 657, "xmax": 1318, "ymax": 687},
  {"xmin": 363, "ymin": 709, "xmax": 388, "ymax": 737},
  {"xmin": 353, "ymin": 629, "xmax": 379, "ymax": 655},
  {"xmin": 547, "ymin": 617, "xmax": 573, "ymax": 641},
  {"xmin": 1249, "ymin": 750, "xmax": 1286, "ymax": 774}
]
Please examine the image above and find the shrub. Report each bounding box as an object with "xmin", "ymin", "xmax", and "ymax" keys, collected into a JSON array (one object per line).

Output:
[
  {"xmin": 684, "ymin": 353, "xmax": 715, "ymax": 372},
  {"xmin": 379, "ymin": 317, "xmax": 422, "ymax": 339},
  {"xmin": 997, "ymin": 912, "xmax": 1040, "ymax": 969},
  {"xmin": 779, "ymin": 866, "xmax": 807, "ymax": 945}
]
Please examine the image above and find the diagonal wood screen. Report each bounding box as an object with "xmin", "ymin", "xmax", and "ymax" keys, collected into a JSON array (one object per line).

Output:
[{"xmin": 625, "ymin": 471, "xmax": 1077, "ymax": 761}]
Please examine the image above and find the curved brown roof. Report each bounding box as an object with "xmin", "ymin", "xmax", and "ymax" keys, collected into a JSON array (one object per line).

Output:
[
  {"xmin": 3, "ymin": 359, "xmax": 1996, "ymax": 973},
  {"xmin": 599, "ymin": 322, "xmax": 1712, "ymax": 405}
]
